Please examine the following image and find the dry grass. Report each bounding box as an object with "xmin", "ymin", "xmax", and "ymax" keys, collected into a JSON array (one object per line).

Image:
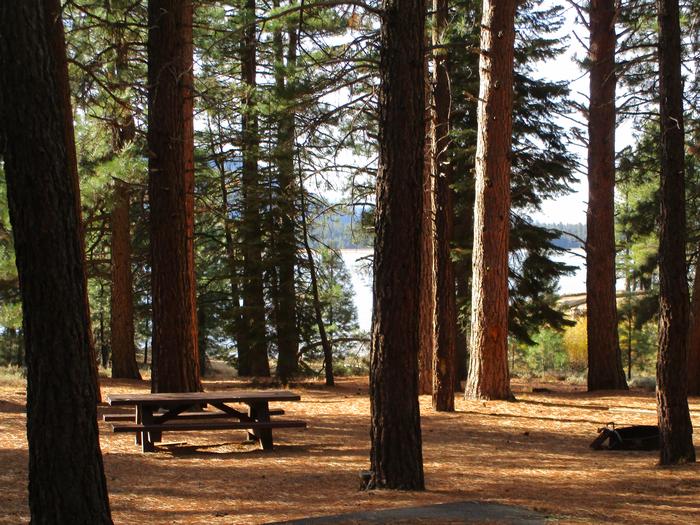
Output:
[{"xmin": 1, "ymin": 371, "xmax": 700, "ymax": 524}]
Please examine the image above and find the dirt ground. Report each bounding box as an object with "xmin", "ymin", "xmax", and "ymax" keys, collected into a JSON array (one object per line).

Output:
[{"xmin": 1, "ymin": 371, "xmax": 699, "ymax": 524}]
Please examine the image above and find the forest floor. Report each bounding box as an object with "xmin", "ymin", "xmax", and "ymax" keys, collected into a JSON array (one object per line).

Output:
[{"xmin": 1, "ymin": 367, "xmax": 699, "ymax": 524}]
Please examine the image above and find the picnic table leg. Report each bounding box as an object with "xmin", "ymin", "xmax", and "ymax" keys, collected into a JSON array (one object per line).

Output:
[
  {"xmin": 150, "ymin": 416, "xmax": 163, "ymax": 443},
  {"xmin": 248, "ymin": 402, "xmax": 273, "ymax": 451},
  {"xmin": 246, "ymin": 404, "xmax": 257, "ymax": 442},
  {"xmin": 135, "ymin": 405, "xmax": 142, "ymax": 446},
  {"xmin": 141, "ymin": 407, "xmax": 156, "ymax": 453}
]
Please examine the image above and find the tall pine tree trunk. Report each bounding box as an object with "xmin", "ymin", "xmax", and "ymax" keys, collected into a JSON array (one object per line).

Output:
[
  {"xmin": 239, "ymin": 0, "xmax": 269, "ymax": 377},
  {"xmin": 273, "ymin": 7, "xmax": 300, "ymax": 383},
  {"xmin": 147, "ymin": 0, "xmax": 201, "ymax": 393},
  {"xmin": 431, "ymin": 0, "xmax": 457, "ymax": 411},
  {"xmin": 687, "ymin": 253, "xmax": 700, "ymax": 395},
  {"xmin": 110, "ymin": 179, "xmax": 141, "ymax": 379},
  {"xmin": 108, "ymin": 14, "xmax": 141, "ymax": 380},
  {"xmin": 46, "ymin": 0, "xmax": 102, "ymax": 401},
  {"xmin": 656, "ymin": 0, "xmax": 695, "ymax": 465},
  {"xmin": 418, "ymin": 48, "xmax": 435, "ymax": 396},
  {"xmin": 0, "ymin": 2, "xmax": 112, "ymax": 521},
  {"xmin": 686, "ymin": 37, "xmax": 700, "ymax": 393},
  {"xmin": 465, "ymin": 0, "xmax": 516, "ymax": 401},
  {"xmin": 586, "ymin": 0, "xmax": 628, "ymax": 391},
  {"xmin": 368, "ymin": 0, "xmax": 425, "ymax": 491}
]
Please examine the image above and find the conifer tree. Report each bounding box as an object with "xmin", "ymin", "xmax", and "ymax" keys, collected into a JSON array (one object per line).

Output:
[
  {"xmin": 272, "ymin": 0, "xmax": 301, "ymax": 382},
  {"xmin": 148, "ymin": 0, "xmax": 201, "ymax": 393},
  {"xmin": 0, "ymin": 1, "xmax": 112, "ymax": 520},
  {"xmin": 368, "ymin": 0, "xmax": 425, "ymax": 490},
  {"xmin": 656, "ymin": 0, "xmax": 695, "ymax": 465},
  {"xmin": 450, "ymin": 0, "xmax": 577, "ymax": 361},
  {"xmin": 239, "ymin": 0, "xmax": 270, "ymax": 377},
  {"xmin": 418, "ymin": 48, "xmax": 436, "ymax": 396},
  {"xmin": 431, "ymin": 0, "xmax": 457, "ymax": 411},
  {"xmin": 110, "ymin": 175, "xmax": 141, "ymax": 379},
  {"xmin": 466, "ymin": 0, "xmax": 517, "ymax": 401},
  {"xmin": 47, "ymin": 0, "xmax": 103, "ymax": 401},
  {"xmin": 586, "ymin": 0, "xmax": 628, "ymax": 391}
]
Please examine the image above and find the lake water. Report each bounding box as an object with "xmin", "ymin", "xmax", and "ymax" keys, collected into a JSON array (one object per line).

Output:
[
  {"xmin": 340, "ymin": 249, "xmax": 374, "ymax": 332},
  {"xmin": 340, "ymin": 247, "xmax": 591, "ymax": 333},
  {"xmin": 554, "ymin": 248, "xmax": 587, "ymax": 296}
]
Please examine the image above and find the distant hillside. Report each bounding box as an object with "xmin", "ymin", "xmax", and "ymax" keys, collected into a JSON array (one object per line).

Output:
[
  {"xmin": 313, "ymin": 207, "xmax": 373, "ymax": 249},
  {"xmin": 537, "ymin": 222, "xmax": 586, "ymax": 249},
  {"xmin": 314, "ymin": 214, "xmax": 585, "ymax": 251}
]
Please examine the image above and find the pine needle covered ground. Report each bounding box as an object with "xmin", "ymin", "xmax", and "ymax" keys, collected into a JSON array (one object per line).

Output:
[{"xmin": 0, "ymin": 369, "xmax": 698, "ymax": 524}]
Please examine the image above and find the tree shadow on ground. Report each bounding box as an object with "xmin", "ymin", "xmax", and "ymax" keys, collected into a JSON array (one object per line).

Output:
[{"xmin": 3, "ymin": 377, "xmax": 700, "ymax": 524}]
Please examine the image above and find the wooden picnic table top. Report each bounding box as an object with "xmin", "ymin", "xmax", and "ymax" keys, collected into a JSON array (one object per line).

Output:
[{"xmin": 106, "ymin": 390, "xmax": 301, "ymax": 407}]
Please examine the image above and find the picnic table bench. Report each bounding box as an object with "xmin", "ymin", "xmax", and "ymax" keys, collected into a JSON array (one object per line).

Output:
[{"xmin": 105, "ymin": 390, "xmax": 306, "ymax": 453}]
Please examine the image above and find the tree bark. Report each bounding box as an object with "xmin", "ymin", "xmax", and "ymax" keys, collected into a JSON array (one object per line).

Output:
[
  {"xmin": 656, "ymin": 0, "xmax": 695, "ymax": 465},
  {"xmin": 110, "ymin": 179, "xmax": 141, "ymax": 379},
  {"xmin": 368, "ymin": 0, "xmax": 425, "ymax": 491},
  {"xmin": 586, "ymin": 0, "xmax": 628, "ymax": 391},
  {"xmin": 273, "ymin": 6, "xmax": 300, "ymax": 383},
  {"xmin": 687, "ymin": 254, "xmax": 700, "ymax": 395},
  {"xmin": 0, "ymin": 2, "xmax": 112, "ymax": 521},
  {"xmin": 104, "ymin": 2, "xmax": 144, "ymax": 382},
  {"xmin": 691, "ymin": 17, "xmax": 700, "ymax": 395},
  {"xmin": 147, "ymin": 0, "xmax": 201, "ymax": 393},
  {"xmin": 46, "ymin": 0, "xmax": 102, "ymax": 401},
  {"xmin": 418, "ymin": 46, "xmax": 435, "ymax": 396},
  {"xmin": 465, "ymin": 0, "xmax": 516, "ymax": 401},
  {"xmin": 431, "ymin": 0, "xmax": 457, "ymax": 412},
  {"xmin": 239, "ymin": 0, "xmax": 270, "ymax": 377}
]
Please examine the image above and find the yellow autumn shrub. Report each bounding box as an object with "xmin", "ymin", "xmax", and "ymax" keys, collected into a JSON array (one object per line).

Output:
[{"xmin": 563, "ymin": 316, "xmax": 587, "ymax": 372}]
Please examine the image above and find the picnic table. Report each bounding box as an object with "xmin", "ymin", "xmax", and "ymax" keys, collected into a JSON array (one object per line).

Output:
[{"xmin": 104, "ymin": 390, "xmax": 306, "ymax": 453}]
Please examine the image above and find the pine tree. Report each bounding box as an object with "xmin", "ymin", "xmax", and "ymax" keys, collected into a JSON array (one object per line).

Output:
[
  {"xmin": 148, "ymin": 0, "xmax": 201, "ymax": 393},
  {"xmin": 449, "ymin": 0, "xmax": 577, "ymax": 362},
  {"xmin": 0, "ymin": 1, "xmax": 112, "ymax": 520},
  {"xmin": 368, "ymin": 0, "xmax": 425, "ymax": 490},
  {"xmin": 47, "ymin": 0, "xmax": 104, "ymax": 402},
  {"xmin": 687, "ymin": 257, "xmax": 700, "ymax": 393},
  {"xmin": 60, "ymin": 0, "xmax": 149, "ymax": 379},
  {"xmin": 586, "ymin": 0, "xmax": 628, "ymax": 391},
  {"xmin": 465, "ymin": 0, "xmax": 517, "ymax": 401},
  {"xmin": 239, "ymin": 0, "xmax": 270, "ymax": 377},
  {"xmin": 431, "ymin": 0, "xmax": 457, "ymax": 411},
  {"xmin": 272, "ymin": 0, "xmax": 301, "ymax": 382},
  {"xmin": 110, "ymin": 176, "xmax": 141, "ymax": 379},
  {"xmin": 656, "ymin": 0, "xmax": 695, "ymax": 465},
  {"xmin": 418, "ymin": 48, "xmax": 436, "ymax": 396},
  {"xmin": 108, "ymin": 14, "xmax": 141, "ymax": 378}
]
